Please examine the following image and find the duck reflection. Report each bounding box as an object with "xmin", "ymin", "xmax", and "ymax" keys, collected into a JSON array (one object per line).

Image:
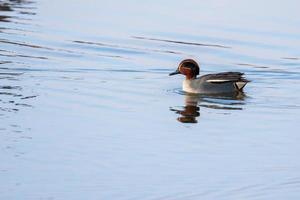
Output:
[{"xmin": 170, "ymin": 92, "xmax": 246, "ymax": 123}]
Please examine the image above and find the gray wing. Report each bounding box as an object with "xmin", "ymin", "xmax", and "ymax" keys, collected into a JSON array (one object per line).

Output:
[{"xmin": 201, "ymin": 72, "xmax": 249, "ymax": 83}]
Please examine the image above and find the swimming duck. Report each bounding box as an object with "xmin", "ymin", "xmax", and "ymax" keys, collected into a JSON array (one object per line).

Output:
[{"xmin": 169, "ymin": 59, "xmax": 249, "ymax": 94}]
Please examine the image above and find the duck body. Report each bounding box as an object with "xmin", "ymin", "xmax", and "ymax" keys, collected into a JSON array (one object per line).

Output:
[
  {"xmin": 183, "ymin": 72, "xmax": 248, "ymax": 94},
  {"xmin": 170, "ymin": 59, "xmax": 249, "ymax": 94}
]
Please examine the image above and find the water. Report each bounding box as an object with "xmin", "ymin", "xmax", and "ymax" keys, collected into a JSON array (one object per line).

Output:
[{"xmin": 1, "ymin": 0, "xmax": 300, "ymax": 199}]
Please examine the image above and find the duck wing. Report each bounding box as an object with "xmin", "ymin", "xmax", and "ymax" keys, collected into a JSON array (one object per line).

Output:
[{"xmin": 203, "ymin": 72, "xmax": 249, "ymax": 84}]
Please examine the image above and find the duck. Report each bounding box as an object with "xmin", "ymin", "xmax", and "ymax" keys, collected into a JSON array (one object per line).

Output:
[{"xmin": 169, "ymin": 59, "xmax": 250, "ymax": 94}]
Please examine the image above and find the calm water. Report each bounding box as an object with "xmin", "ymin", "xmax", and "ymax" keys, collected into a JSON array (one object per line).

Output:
[{"xmin": 1, "ymin": 0, "xmax": 300, "ymax": 199}]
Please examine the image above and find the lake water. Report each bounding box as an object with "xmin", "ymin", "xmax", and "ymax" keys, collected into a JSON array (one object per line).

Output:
[{"xmin": 1, "ymin": 0, "xmax": 300, "ymax": 199}]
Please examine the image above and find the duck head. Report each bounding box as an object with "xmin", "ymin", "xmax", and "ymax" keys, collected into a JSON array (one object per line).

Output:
[{"xmin": 169, "ymin": 59, "xmax": 199, "ymax": 80}]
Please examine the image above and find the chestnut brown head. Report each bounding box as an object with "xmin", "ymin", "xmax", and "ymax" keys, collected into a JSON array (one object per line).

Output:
[{"xmin": 169, "ymin": 59, "xmax": 200, "ymax": 79}]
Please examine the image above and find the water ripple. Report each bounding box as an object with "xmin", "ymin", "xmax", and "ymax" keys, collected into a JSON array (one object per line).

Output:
[
  {"xmin": 73, "ymin": 39, "xmax": 189, "ymax": 56},
  {"xmin": 132, "ymin": 36, "xmax": 232, "ymax": 49}
]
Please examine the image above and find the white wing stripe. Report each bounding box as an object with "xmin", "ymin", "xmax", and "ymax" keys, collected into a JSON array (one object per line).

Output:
[{"xmin": 206, "ymin": 79, "xmax": 231, "ymax": 83}]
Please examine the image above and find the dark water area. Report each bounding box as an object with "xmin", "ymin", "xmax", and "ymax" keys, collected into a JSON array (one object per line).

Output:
[{"xmin": 1, "ymin": 0, "xmax": 300, "ymax": 199}]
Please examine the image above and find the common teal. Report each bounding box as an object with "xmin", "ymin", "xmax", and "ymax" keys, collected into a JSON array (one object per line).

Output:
[{"xmin": 169, "ymin": 59, "xmax": 249, "ymax": 94}]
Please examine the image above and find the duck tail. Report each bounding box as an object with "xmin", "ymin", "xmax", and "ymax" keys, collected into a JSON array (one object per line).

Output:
[{"xmin": 235, "ymin": 81, "xmax": 249, "ymax": 91}]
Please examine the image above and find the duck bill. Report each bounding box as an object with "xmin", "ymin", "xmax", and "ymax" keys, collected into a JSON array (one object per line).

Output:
[{"xmin": 169, "ymin": 69, "xmax": 180, "ymax": 76}]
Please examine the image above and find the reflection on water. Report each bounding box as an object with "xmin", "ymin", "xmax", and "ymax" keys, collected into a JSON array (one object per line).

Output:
[
  {"xmin": 171, "ymin": 92, "xmax": 245, "ymax": 123},
  {"xmin": 0, "ymin": 0, "xmax": 37, "ymax": 171},
  {"xmin": 0, "ymin": 0, "xmax": 37, "ymax": 117}
]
